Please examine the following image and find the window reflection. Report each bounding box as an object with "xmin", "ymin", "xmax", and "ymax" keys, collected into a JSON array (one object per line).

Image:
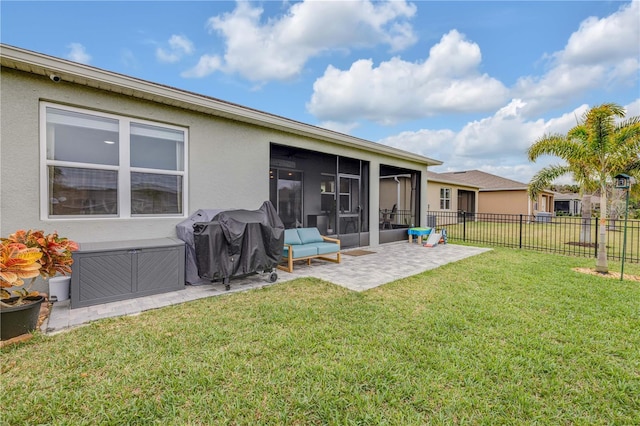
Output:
[
  {"xmin": 131, "ymin": 173, "xmax": 183, "ymax": 214},
  {"xmin": 49, "ymin": 166, "xmax": 118, "ymax": 215}
]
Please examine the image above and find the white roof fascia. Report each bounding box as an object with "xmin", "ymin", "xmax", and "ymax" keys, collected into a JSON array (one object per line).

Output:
[
  {"xmin": 479, "ymin": 187, "xmax": 527, "ymax": 192},
  {"xmin": 426, "ymin": 177, "xmax": 481, "ymax": 189},
  {"xmin": 1, "ymin": 44, "xmax": 442, "ymax": 166},
  {"xmin": 479, "ymin": 187, "xmax": 554, "ymax": 195}
]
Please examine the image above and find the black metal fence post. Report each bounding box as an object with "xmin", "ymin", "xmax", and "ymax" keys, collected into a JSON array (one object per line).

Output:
[
  {"xmin": 519, "ymin": 214, "xmax": 523, "ymax": 249},
  {"xmin": 463, "ymin": 211, "xmax": 467, "ymax": 242},
  {"xmin": 594, "ymin": 217, "xmax": 598, "ymax": 259}
]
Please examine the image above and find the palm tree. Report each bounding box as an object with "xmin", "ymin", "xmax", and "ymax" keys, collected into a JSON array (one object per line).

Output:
[{"xmin": 528, "ymin": 103, "xmax": 640, "ymax": 273}]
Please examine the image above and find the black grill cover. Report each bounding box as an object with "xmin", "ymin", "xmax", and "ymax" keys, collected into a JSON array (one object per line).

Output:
[{"xmin": 193, "ymin": 201, "xmax": 284, "ymax": 281}]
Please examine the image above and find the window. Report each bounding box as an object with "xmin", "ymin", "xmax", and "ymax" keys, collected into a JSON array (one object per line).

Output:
[
  {"xmin": 42, "ymin": 103, "xmax": 187, "ymax": 218},
  {"xmin": 320, "ymin": 174, "xmax": 335, "ymax": 213},
  {"xmin": 440, "ymin": 188, "xmax": 451, "ymax": 210}
]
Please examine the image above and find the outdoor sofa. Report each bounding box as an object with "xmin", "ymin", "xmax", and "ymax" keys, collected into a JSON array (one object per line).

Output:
[{"xmin": 278, "ymin": 227, "xmax": 341, "ymax": 273}]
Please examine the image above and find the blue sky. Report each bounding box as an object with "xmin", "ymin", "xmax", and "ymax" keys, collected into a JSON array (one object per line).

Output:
[{"xmin": 2, "ymin": 0, "xmax": 639, "ymax": 183}]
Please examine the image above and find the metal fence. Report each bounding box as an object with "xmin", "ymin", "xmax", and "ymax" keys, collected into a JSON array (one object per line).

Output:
[{"xmin": 426, "ymin": 211, "xmax": 640, "ymax": 263}]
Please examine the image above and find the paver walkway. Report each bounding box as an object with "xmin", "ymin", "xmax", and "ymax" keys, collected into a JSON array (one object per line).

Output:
[{"xmin": 45, "ymin": 242, "xmax": 490, "ymax": 334}]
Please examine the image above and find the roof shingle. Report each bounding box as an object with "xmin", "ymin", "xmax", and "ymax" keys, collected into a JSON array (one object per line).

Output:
[{"xmin": 431, "ymin": 170, "xmax": 534, "ymax": 191}]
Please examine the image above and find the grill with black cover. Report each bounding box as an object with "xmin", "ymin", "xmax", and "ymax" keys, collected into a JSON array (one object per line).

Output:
[{"xmin": 192, "ymin": 201, "xmax": 284, "ymax": 290}]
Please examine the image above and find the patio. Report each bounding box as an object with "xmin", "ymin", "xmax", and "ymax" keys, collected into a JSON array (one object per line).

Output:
[{"xmin": 44, "ymin": 242, "xmax": 490, "ymax": 334}]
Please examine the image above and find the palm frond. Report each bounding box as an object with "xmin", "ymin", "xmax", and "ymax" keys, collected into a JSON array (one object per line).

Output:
[
  {"xmin": 615, "ymin": 115, "xmax": 640, "ymax": 130},
  {"xmin": 527, "ymin": 134, "xmax": 583, "ymax": 162},
  {"xmin": 528, "ymin": 164, "xmax": 571, "ymax": 199}
]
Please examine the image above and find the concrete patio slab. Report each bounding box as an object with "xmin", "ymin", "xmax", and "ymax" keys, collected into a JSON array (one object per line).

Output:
[{"xmin": 44, "ymin": 242, "xmax": 490, "ymax": 335}]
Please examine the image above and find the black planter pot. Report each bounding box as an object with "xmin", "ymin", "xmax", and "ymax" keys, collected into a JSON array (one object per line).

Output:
[{"xmin": 0, "ymin": 295, "xmax": 45, "ymax": 340}]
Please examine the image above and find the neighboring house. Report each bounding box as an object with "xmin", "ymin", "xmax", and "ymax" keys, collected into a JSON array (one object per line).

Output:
[
  {"xmin": 590, "ymin": 196, "xmax": 601, "ymax": 214},
  {"xmin": 425, "ymin": 171, "xmax": 480, "ymax": 214},
  {"xmin": 554, "ymin": 193, "xmax": 603, "ymax": 217},
  {"xmin": 0, "ymin": 44, "xmax": 442, "ymax": 251},
  {"xmin": 433, "ymin": 170, "xmax": 555, "ymax": 217},
  {"xmin": 554, "ymin": 193, "xmax": 582, "ymax": 216}
]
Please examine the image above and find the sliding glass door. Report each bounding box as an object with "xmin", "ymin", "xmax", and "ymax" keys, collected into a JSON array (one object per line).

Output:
[{"xmin": 269, "ymin": 168, "xmax": 303, "ymax": 229}]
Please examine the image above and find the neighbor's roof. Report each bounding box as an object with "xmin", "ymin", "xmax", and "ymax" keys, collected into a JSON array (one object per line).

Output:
[
  {"xmin": 0, "ymin": 43, "xmax": 442, "ymax": 167},
  {"xmin": 553, "ymin": 192, "xmax": 581, "ymax": 201},
  {"xmin": 435, "ymin": 170, "xmax": 553, "ymax": 193},
  {"xmin": 554, "ymin": 193, "xmax": 600, "ymax": 204},
  {"xmin": 426, "ymin": 171, "xmax": 482, "ymax": 189}
]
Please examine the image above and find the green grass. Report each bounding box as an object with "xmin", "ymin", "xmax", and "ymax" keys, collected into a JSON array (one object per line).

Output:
[{"xmin": 2, "ymin": 249, "xmax": 639, "ymax": 425}]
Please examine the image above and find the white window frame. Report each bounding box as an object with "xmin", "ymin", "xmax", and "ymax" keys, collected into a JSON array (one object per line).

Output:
[
  {"xmin": 440, "ymin": 187, "xmax": 451, "ymax": 210},
  {"xmin": 40, "ymin": 102, "xmax": 188, "ymax": 220}
]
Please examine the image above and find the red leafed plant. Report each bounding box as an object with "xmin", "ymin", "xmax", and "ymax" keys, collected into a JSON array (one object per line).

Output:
[
  {"xmin": 5, "ymin": 230, "xmax": 79, "ymax": 278},
  {"xmin": 1, "ymin": 230, "xmax": 78, "ymax": 306}
]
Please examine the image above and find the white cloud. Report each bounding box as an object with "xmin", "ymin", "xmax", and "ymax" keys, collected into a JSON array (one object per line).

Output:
[
  {"xmin": 156, "ymin": 35, "xmax": 194, "ymax": 63},
  {"xmin": 308, "ymin": 2, "xmax": 638, "ymax": 126},
  {"xmin": 183, "ymin": 0, "xmax": 417, "ymax": 81},
  {"xmin": 382, "ymin": 96, "xmax": 640, "ymax": 184},
  {"xmin": 379, "ymin": 99, "xmax": 611, "ymax": 183},
  {"xmin": 452, "ymin": 100, "xmax": 544, "ymax": 159},
  {"xmin": 307, "ymin": 30, "xmax": 509, "ymax": 124},
  {"xmin": 624, "ymin": 99, "xmax": 640, "ymax": 118},
  {"xmin": 560, "ymin": 1, "xmax": 639, "ymax": 66},
  {"xmin": 378, "ymin": 128, "xmax": 455, "ymax": 159},
  {"xmin": 169, "ymin": 34, "xmax": 194, "ymax": 54},
  {"xmin": 66, "ymin": 43, "xmax": 91, "ymax": 64},
  {"xmin": 181, "ymin": 54, "xmax": 223, "ymax": 78},
  {"xmin": 515, "ymin": 1, "xmax": 640, "ymax": 116},
  {"xmin": 318, "ymin": 120, "xmax": 361, "ymax": 135}
]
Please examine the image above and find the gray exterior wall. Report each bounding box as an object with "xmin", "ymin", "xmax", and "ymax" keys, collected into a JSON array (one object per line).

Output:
[
  {"xmin": 1, "ymin": 68, "xmax": 267, "ymax": 243},
  {"xmin": 1, "ymin": 67, "xmax": 430, "ymax": 247}
]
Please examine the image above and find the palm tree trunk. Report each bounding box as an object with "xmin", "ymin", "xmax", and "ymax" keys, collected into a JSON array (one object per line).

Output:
[
  {"xmin": 596, "ymin": 185, "xmax": 608, "ymax": 273},
  {"xmin": 579, "ymin": 195, "xmax": 592, "ymax": 243}
]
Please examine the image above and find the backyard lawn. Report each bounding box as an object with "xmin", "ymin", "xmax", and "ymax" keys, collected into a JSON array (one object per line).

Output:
[{"xmin": 2, "ymin": 248, "xmax": 639, "ymax": 425}]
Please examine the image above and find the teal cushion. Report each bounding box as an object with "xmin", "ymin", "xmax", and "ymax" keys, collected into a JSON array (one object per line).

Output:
[
  {"xmin": 305, "ymin": 242, "xmax": 339, "ymax": 255},
  {"xmin": 284, "ymin": 229, "xmax": 302, "ymax": 245},
  {"xmin": 297, "ymin": 227, "xmax": 324, "ymax": 244},
  {"xmin": 289, "ymin": 244, "xmax": 318, "ymax": 258}
]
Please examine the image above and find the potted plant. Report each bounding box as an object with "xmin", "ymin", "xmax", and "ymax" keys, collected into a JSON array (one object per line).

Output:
[{"xmin": 1, "ymin": 230, "xmax": 78, "ymax": 340}]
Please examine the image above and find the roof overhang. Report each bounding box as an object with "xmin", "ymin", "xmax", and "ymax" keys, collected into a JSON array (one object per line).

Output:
[
  {"xmin": 1, "ymin": 44, "xmax": 442, "ymax": 167},
  {"xmin": 479, "ymin": 188, "xmax": 527, "ymax": 192},
  {"xmin": 426, "ymin": 177, "xmax": 481, "ymax": 189},
  {"xmin": 479, "ymin": 187, "xmax": 554, "ymax": 195}
]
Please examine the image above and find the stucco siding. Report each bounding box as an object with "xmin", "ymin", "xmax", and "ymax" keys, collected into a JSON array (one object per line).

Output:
[
  {"xmin": 2, "ymin": 70, "xmax": 58, "ymax": 233},
  {"xmin": 1, "ymin": 69, "xmax": 270, "ymax": 242},
  {"xmin": 478, "ymin": 190, "xmax": 529, "ymax": 215},
  {"xmin": 427, "ymin": 183, "xmax": 451, "ymax": 212},
  {"xmin": 427, "ymin": 182, "xmax": 478, "ymax": 213},
  {"xmin": 1, "ymin": 68, "xmax": 431, "ymax": 245}
]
